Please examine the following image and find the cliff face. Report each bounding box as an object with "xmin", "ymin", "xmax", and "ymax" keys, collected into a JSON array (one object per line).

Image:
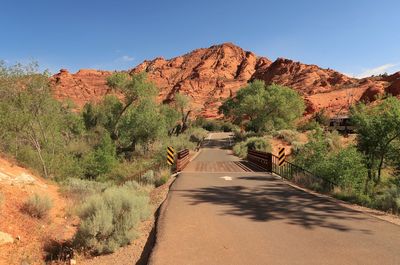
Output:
[
  {"xmin": 129, "ymin": 43, "xmax": 271, "ymax": 117},
  {"xmin": 50, "ymin": 43, "xmax": 399, "ymax": 117},
  {"xmin": 51, "ymin": 69, "xmax": 114, "ymax": 108}
]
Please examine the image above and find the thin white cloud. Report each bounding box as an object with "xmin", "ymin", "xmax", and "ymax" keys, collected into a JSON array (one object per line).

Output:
[
  {"xmin": 355, "ymin": 63, "xmax": 399, "ymax": 78},
  {"xmin": 118, "ymin": 55, "xmax": 134, "ymax": 62}
]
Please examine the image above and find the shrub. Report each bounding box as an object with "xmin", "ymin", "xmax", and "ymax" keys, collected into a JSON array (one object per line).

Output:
[
  {"xmin": 187, "ymin": 127, "xmax": 208, "ymax": 144},
  {"xmin": 154, "ymin": 168, "xmax": 171, "ymax": 187},
  {"xmin": 50, "ymin": 153, "xmax": 84, "ymax": 181},
  {"xmin": 291, "ymin": 141, "xmax": 304, "ymax": 155},
  {"xmin": 82, "ymin": 133, "xmax": 117, "ymax": 179},
  {"xmin": 313, "ymin": 109, "xmax": 330, "ymax": 126},
  {"xmin": 331, "ymin": 147, "xmax": 367, "ymax": 193},
  {"xmin": 155, "ymin": 175, "xmax": 169, "ymax": 187},
  {"xmin": 123, "ymin": 180, "xmax": 141, "ymax": 191},
  {"xmin": 220, "ymin": 122, "xmax": 239, "ymax": 132},
  {"xmin": 273, "ymin": 129, "xmax": 299, "ymax": 144},
  {"xmin": 233, "ymin": 137, "xmax": 271, "ymax": 158},
  {"xmin": 294, "ymin": 129, "xmax": 367, "ymax": 193},
  {"xmin": 23, "ymin": 193, "xmax": 53, "ymax": 218},
  {"xmin": 153, "ymin": 132, "xmax": 196, "ymax": 166},
  {"xmin": 61, "ymin": 178, "xmax": 111, "ymax": 202},
  {"xmin": 141, "ymin": 170, "xmax": 155, "ymax": 185},
  {"xmin": 107, "ymin": 159, "xmax": 153, "ymax": 183},
  {"xmin": 372, "ymin": 186, "xmax": 400, "ymax": 214},
  {"xmin": 298, "ymin": 120, "xmax": 321, "ymax": 132},
  {"xmin": 200, "ymin": 120, "xmax": 221, "ymax": 131},
  {"xmin": 334, "ymin": 192, "xmax": 372, "ymax": 207},
  {"xmin": 74, "ymin": 184, "xmax": 151, "ymax": 254}
]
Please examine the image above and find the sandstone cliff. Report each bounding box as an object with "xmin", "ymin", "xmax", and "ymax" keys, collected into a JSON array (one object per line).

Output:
[{"xmin": 51, "ymin": 43, "xmax": 399, "ymax": 117}]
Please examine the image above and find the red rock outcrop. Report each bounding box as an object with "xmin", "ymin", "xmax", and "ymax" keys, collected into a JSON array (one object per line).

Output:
[
  {"xmin": 51, "ymin": 69, "xmax": 114, "ymax": 108},
  {"xmin": 252, "ymin": 58, "xmax": 357, "ymax": 95},
  {"xmin": 50, "ymin": 43, "xmax": 399, "ymax": 117},
  {"xmin": 386, "ymin": 73, "xmax": 400, "ymax": 96},
  {"xmin": 129, "ymin": 43, "xmax": 271, "ymax": 117}
]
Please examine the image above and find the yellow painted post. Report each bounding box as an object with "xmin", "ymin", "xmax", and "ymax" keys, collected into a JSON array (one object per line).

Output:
[
  {"xmin": 278, "ymin": 147, "xmax": 285, "ymax": 167},
  {"xmin": 167, "ymin": 146, "xmax": 175, "ymax": 165}
]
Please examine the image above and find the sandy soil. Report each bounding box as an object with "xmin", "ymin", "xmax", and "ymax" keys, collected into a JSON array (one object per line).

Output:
[{"xmin": 0, "ymin": 156, "xmax": 77, "ymax": 265}]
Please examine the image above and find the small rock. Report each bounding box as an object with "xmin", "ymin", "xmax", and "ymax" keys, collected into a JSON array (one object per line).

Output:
[
  {"xmin": 0, "ymin": 231, "xmax": 14, "ymax": 245},
  {"xmin": 70, "ymin": 259, "xmax": 77, "ymax": 265}
]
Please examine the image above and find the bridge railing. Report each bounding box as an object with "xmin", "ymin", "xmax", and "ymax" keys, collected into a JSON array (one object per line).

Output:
[
  {"xmin": 176, "ymin": 148, "xmax": 190, "ymax": 172},
  {"xmin": 247, "ymin": 150, "xmax": 335, "ymax": 193}
]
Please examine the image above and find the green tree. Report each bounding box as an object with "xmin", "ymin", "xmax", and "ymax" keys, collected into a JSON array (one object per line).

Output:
[
  {"xmin": 171, "ymin": 93, "xmax": 191, "ymax": 134},
  {"xmin": 295, "ymin": 129, "xmax": 367, "ymax": 194},
  {"xmin": 119, "ymin": 99, "xmax": 166, "ymax": 153},
  {"xmin": 82, "ymin": 96, "xmax": 123, "ymax": 133},
  {"xmin": 351, "ymin": 96, "xmax": 400, "ymax": 188},
  {"xmin": 106, "ymin": 72, "xmax": 157, "ymax": 139},
  {"xmin": 160, "ymin": 104, "xmax": 180, "ymax": 135},
  {"xmin": 331, "ymin": 147, "xmax": 367, "ymax": 194},
  {"xmin": 83, "ymin": 132, "xmax": 117, "ymax": 178},
  {"xmin": 0, "ymin": 62, "xmax": 73, "ymax": 178},
  {"xmin": 219, "ymin": 80, "xmax": 305, "ymax": 132},
  {"xmin": 294, "ymin": 128, "xmax": 330, "ymax": 173}
]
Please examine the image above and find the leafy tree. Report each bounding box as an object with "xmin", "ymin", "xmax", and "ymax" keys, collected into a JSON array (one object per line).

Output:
[
  {"xmin": 82, "ymin": 103, "xmax": 98, "ymax": 129},
  {"xmin": 219, "ymin": 80, "xmax": 305, "ymax": 132},
  {"xmin": 160, "ymin": 104, "xmax": 180, "ymax": 135},
  {"xmin": 329, "ymin": 147, "xmax": 367, "ymax": 194},
  {"xmin": 294, "ymin": 128, "xmax": 330, "ymax": 173},
  {"xmin": 82, "ymin": 96, "xmax": 123, "ymax": 133},
  {"xmin": 0, "ymin": 62, "xmax": 72, "ymax": 178},
  {"xmin": 118, "ymin": 99, "xmax": 166, "ymax": 153},
  {"xmin": 170, "ymin": 93, "xmax": 192, "ymax": 134},
  {"xmin": 83, "ymin": 132, "xmax": 117, "ymax": 179},
  {"xmin": 295, "ymin": 129, "xmax": 367, "ymax": 194},
  {"xmin": 351, "ymin": 96, "xmax": 400, "ymax": 188},
  {"xmin": 106, "ymin": 72, "xmax": 157, "ymax": 139}
]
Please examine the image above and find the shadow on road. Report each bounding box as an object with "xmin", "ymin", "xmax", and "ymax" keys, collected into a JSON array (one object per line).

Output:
[{"xmin": 182, "ymin": 175, "xmax": 372, "ymax": 233}]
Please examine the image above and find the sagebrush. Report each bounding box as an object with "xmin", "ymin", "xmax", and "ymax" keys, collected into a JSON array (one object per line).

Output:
[
  {"xmin": 74, "ymin": 184, "xmax": 151, "ymax": 254},
  {"xmin": 23, "ymin": 193, "xmax": 53, "ymax": 218},
  {"xmin": 233, "ymin": 137, "xmax": 271, "ymax": 158}
]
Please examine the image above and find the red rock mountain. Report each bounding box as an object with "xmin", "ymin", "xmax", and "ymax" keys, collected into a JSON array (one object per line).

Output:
[{"xmin": 51, "ymin": 43, "xmax": 400, "ymax": 117}]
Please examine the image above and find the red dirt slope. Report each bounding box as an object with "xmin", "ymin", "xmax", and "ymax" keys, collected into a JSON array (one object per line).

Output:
[{"xmin": 0, "ymin": 156, "xmax": 76, "ymax": 265}]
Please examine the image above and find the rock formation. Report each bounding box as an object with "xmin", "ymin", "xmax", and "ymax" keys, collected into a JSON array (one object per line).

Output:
[{"xmin": 50, "ymin": 43, "xmax": 399, "ymax": 117}]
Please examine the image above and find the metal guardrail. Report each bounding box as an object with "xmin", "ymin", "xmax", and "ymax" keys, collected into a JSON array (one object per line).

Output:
[
  {"xmin": 247, "ymin": 150, "xmax": 335, "ymax": 193},
  {"xmin": 247, "ymin": 150, "xmax": 272, "ymax": 171},
  {"xmin": 176, "ymin": 148, "xmax": 190, "ymax": 171}
]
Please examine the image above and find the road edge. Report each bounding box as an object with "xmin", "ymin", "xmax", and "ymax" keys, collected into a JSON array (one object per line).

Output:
[
  {"xmin": 273, "ymin": 173, "xmax": 400, "ymax": 227},
  {"xmin": 136, "ymin": 172, "xmax": 180, "ymax": 265}
]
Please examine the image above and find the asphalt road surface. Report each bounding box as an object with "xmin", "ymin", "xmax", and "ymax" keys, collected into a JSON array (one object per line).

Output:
[{"xmin": 149, "ymin": 132, "xmax": 400, "ymax": 265}]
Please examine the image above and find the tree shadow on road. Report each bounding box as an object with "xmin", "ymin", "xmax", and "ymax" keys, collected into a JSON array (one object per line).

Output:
[{"xmin": 183, "ymin": 175, "xmax": 372, "ymax": 233}]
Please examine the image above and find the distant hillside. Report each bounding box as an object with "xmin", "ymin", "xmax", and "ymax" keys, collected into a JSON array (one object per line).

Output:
[{"xmin": 51, "ymin": 43, "xmax": 400, "ymax": 117}]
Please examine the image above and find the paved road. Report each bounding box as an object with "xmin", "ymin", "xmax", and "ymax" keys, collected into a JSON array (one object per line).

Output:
[{"xmin": 149, "ymin": 132, "xmax": 400, "ymax": 265}]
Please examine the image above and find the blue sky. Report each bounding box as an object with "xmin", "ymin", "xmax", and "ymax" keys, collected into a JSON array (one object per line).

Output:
[{"xmin": 1, "ymin": 0, "xmax": 399, "ymax": 77}]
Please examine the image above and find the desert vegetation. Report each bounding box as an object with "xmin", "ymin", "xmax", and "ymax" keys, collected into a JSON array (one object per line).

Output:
[
  {"xmin": 73, "ymin": 182, "xmax": 151, "ymax": 254},
  {"xmin": 220, "ymin": 80, "xmax": 400, "ymax": 215},
  {"xmin": 0, "ymin": 61, "xmax": 209, "ymax": 257},
  {"xmin": 23, "ymin": 193, "xmax": 53, "ymax": 219}
]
